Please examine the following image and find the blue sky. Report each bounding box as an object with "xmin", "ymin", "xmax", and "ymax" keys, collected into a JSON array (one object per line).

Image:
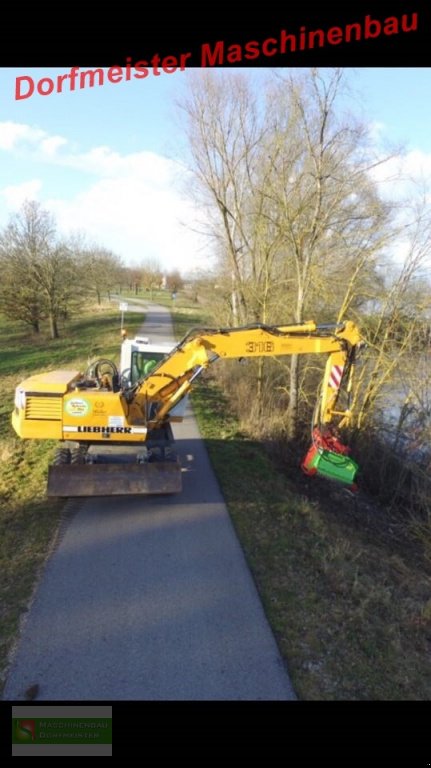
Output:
[
  {"xmin": 0, "ymin": 67, "xmax": 430, "ymax": 272},
  {"xmin": 353, "ymin": 68, "xmax": 431, "ymax": 152}
]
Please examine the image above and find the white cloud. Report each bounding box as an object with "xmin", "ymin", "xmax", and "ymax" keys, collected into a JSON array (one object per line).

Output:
[
  {"xmin": 0, "ymin": 120, "xmax": 209, "ymax": 272},
  {"xmin": 40, "ymin": 135, "xmax": 68, "ymax": 156},
  {"xmin": 368, "ymin": 148, "xmax": 431, "ymax": 267},
  {"xmin": 2, "ymin": 179, "xmax": 42, "ymax": 209},
  {"xmin": 0, "ymin": 121, "xmax": 172, "ymax": 179},
  {"xmin": 58, "ymin": 145, "xmax": 175, "ymax": 182},
  {"xmin": 401, "ymin": 149, "xmax": 431, "ymax": 181},
  {"xmin": 371, "ymin": 149, "xmax": 431, "ymax": 196},
  {"xmin": 46, "ymin": 158, "xmax": 208, "ymax": 272},
  {"xmin": 0, "ymin": 121, "xmax": 46, "ymax": 150},
  {"xmin": 0, "ymin": 120, "xmax": 70, "ymax": 164}
]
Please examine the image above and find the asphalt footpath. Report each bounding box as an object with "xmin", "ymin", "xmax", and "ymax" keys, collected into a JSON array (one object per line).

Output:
[{"xmin": 4, "ymin": 302, "xmax": 296, "ymax": 700}]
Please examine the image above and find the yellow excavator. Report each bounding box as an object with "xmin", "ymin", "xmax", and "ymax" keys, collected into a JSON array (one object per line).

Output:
[{"xmin": 11, "ymin": 319, "xmax": 363, "ymax": 497}]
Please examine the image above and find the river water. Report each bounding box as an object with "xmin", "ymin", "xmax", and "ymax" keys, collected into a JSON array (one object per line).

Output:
[{"xmin": 375, "ymin": 352, "xmax": 431, "ymax": 464}]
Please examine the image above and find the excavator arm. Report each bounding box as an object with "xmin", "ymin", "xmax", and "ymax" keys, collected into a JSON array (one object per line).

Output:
[
  {"xmin": 124, "ymin": 319, "xmax": 363, "ymax": 490},
  {"xmin": 128, "ymin": 320, "xmax": 362, "ymax": 433}
]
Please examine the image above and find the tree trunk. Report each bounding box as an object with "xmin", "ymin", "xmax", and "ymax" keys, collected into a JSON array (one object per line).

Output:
[
  {"xmin": 256, "ymin": 358, "xmax": 264, "ymax": 419},
  {"xmin": 286, "ymin": 288, "xmax": 304, "ymax": 438},
  {"xmin": 96, "ymin": 289, "xmax": 101, "ymax": 305},
  {"xmin": 231, "ymin": 277, "xmax": 238, "ymax": 324},
  {"xmin": 286, "ymin": 354, "xmax": 299, "ymax": 439},
  {"xmin": 49, "ymin": 313, "xmax": 59, "ymax": 339}
]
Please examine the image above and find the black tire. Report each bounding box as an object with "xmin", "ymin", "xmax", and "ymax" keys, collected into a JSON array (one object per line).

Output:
[
  {"xmin": 53, "ymin": 446, "xmax": 71, "ymax": 465},
  {"xmin": 70, "ymin": 445, "xmax": 87, "ymax": 464}
]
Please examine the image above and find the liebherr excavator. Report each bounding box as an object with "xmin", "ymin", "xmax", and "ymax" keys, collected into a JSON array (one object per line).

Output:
[{"xmin": 11, "ymin": 319, "xmax": 363, "ymax": 497}]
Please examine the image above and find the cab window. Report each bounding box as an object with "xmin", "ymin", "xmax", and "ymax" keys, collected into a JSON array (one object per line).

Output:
[{"xmin": 131, "ymin": 351, "xmax": 166, "ymax": 383}]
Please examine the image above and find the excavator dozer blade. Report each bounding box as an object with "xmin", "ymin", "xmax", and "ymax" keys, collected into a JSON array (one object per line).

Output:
[{"xmin": 47, "ymin": 461, "xmax": 182, "ymax": 498}]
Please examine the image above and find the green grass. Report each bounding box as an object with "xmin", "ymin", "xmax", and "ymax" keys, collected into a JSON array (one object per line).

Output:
[
  {"xmin": 0, "ymin": 314, "xmax": 122, "ymax": 378},
  {"xmin": 168, "ymin": 297, "xmax": 431, "ymax": 700},
  {"xmin": 0, "ymin": 303, "xmax": 145, "ymax": 691},
  {"xmin": 191, "ymin": 381, "xmax": 431, "ymax": 700}
]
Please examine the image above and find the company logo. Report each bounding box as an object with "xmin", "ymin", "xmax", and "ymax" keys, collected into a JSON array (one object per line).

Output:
[
  {"xmin": 77, "ymin": 426, "xmax": 132, "ymax": 433},
  {"xmin": 65, "ymin": 398, "xmax": 91, "ymax": 417},
  {"xmin": 15, "ymin": 719, "xmax": 36, "ymax": 742}
]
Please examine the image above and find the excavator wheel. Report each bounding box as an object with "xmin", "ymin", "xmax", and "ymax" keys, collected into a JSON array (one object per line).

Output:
[
  {"xmin": 70, "ymin": 444, "xmax": 88, "ymax": 465},
  {"xmin": 52, "ymin": 446, "xmax": 71, "ymax": 465}
]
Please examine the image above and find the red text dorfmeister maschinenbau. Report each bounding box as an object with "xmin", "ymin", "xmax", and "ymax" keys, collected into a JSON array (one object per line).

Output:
[{"xmin": 15, "ymin": 11, "xmax": 418, "ymax": 101}]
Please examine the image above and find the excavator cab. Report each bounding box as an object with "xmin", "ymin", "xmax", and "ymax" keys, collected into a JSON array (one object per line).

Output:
[
  {"xmin": 119, "ymin": 335, "xmax": 174, "ymax": 387},
  {"xmin": 130, "ymin": 349, "xmax": 166, "ymax": 384}
]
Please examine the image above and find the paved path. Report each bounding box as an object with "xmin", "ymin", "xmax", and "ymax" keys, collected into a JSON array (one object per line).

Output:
[{"xmin": 4, "ymin": 303, "xmax": 295, "ymax": 700}]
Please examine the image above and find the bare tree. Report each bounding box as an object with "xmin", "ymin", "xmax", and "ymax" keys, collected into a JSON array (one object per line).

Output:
[
  {"xmin": 76, "ymin": 244, "xmax": 123, "ymax": 304},
  {"xmin": 180, "ymin": 70, "xmax": 395, "ymax": 437},
  {"xmin": 165, "ymin": 270, "xmax": 184, "ymax": 293},
  {"xmin": 141, "ymin": 258, "xmax": 162, "ymax": 298},
  {"xmin": 180, "ymin": 72, "xmax": 271, "ymax": 325},
  {"xmin": 351, "ymin": 194, "xmax": 431, "ymax": 429},
  {"xmin": 0, "ymin": 201, "xmax": 83, "ymax": 339},
  {"xmin": 260, "ymin": 70, "xmax": 395, "ymax": 436},
  {"xmin": 0, "ymin": 241, "xmax": 42, "ymax": 333}
]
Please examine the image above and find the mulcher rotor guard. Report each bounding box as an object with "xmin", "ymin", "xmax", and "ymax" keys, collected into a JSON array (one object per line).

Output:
[{"xmin": 301, "ymin": 427, "xmax": 359, "ymax": 491}]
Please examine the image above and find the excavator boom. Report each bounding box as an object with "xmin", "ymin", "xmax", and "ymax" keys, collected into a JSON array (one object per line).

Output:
[{"xmin": 133, "ymin": 320, "xmax": 361, "ymax": 430}]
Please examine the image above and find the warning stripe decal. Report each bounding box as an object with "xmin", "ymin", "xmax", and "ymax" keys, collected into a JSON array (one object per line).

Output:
[{"xmin": 329, "ymin": 365, "xmax": 344, "ymax": 389}]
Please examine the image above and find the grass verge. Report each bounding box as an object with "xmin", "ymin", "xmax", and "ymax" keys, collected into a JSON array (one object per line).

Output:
[
  {"xmin": 0, "ymin": 303, "xmax": 144, "ymax": 692},
  {"xmin": 170, "ymin": 296, "xmax": 431, "ymax": 700}
]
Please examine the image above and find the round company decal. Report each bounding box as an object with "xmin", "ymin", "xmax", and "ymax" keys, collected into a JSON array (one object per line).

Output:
[{"xmin": 65, "ymin": 397, "xmax": 91, "ymax": 417}]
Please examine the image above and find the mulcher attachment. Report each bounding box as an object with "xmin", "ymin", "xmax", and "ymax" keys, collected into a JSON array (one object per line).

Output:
[{"xmin": 301, "ymin": 428, "xmax": 359, "ymax": 491}]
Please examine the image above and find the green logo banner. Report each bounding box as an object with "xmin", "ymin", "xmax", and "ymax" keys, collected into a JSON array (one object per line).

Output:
[{"xmin": 12, "ymin": 718, "xmax": 112, "ymax": 745}]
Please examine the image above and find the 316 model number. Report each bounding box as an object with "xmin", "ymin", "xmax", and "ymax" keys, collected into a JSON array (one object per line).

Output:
[{"xmin": 245, "ymin": 341, "xmax": 275, "ymax": 354}]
